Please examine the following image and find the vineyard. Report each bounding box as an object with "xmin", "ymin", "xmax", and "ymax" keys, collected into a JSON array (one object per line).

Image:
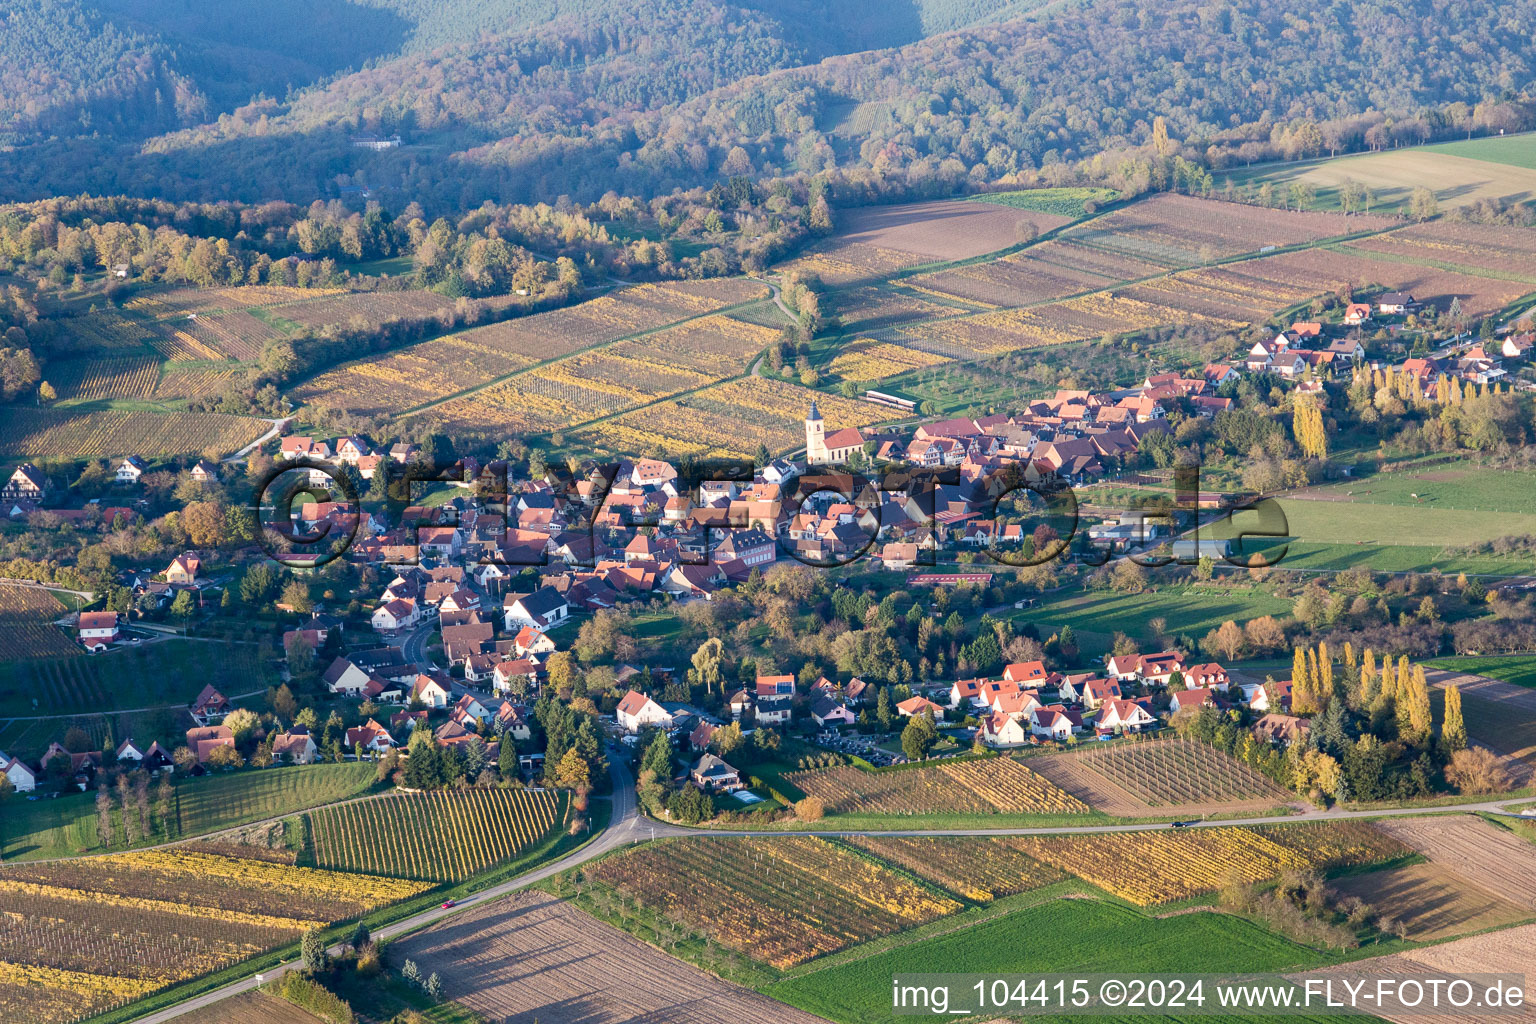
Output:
[
  {"xmin": 576, "ymin": 377, "xmax": 891, "ymax": 459},
  {"xmin": 0, "ymin": 849, "xmax": 428, "ymax": 1024},
  {"xmin": 0, "ymin": 408, "xmax": 266, "ymax": 457},
  {"xmin": 125, "ymin": 286, "xmax": 341, "ymax": 317},
  {"xmin": 830, "ymin": 285, "xmax": 967, "ymax": 334},
  {"xmin": 586, "ymin": 836, "xmax": 961, "ymax": 968},
  {"xmin": 308, "ymin": 787, "xmax": 562, "ymax": 881},
  {"xmin": 1000, "ymin": 822, "xmax": 1409, "ymax": 905},
  {"xmin": 783, "ymin": 756, "xmax": 1090, "ymax": 816},
  {"xmin": 1074, "ymin": 737, "xmax": 1290, "ymax": 806},
  {"xmin": 49, "ymin": 312, "xmax": 157, "ymax": 355},
  {"xmin": 294, "ymin": 281, "xmax": 768, "ymax": 418},
  {"xmin": 829, "ymin": 338, "xmax": 949, "ymax": 382},
  {"xmin": 841, "ymin": 835, "xmax": 1067, "ymax": 902},
  {"xmin": 0, "ymin": 586, "xmax": 77, "ymax": 661},
  {"xmin": 14, "ymin": 640, "xmax": 274, "ymax": 717},
  {"xmin": 47, "ymin": 358, "xmax": 161, "ymax": 402},
  {"xmin": 1347, "ymin": 220, "xmax": 1536, "ymax": 281}
]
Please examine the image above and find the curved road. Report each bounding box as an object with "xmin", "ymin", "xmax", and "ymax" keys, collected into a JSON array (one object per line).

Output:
[
  {"xmin": 132, "ymin": 751, "xmax": 640, "ymax": 1024},
  {"xmin": 130, "ymin": 748, "xmax": 1529, "ymax": 1023}
]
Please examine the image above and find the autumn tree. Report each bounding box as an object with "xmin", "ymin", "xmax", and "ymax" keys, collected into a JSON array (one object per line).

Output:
[
  {"xmin": 1205, "ymin": 620, "xmax": 1245, "ymax": 661},
  {"xmin": 1441, "ymin": 683, "xmax": 1466, "ymax": 754}
]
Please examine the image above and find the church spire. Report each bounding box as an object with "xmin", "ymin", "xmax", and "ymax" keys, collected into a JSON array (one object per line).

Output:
[{"xmin": 807, "ymin": 398, "xmax": 822, "ymax": 422}]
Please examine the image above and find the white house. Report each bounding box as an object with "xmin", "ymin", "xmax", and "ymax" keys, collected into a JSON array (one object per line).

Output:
[
  {"xmin": 981, "ymin": 711, "xmax": 1031, "ymax": 748},
  {"xmin": 411, "ymin": 672, "xmax": 452, "ymax": 708},
  {"xmin": 372, "ymin": 598, "xmax": 420, "ymax": 632},
  {"xmin": 2, "ymin": 755, "xmax": 37, "ymax": 792},
  {"xmin": 503, "ymin": 587, "xmax": 570, "ymax": 631},
  {"xmin": 810, "ymin": 696, "xmax": 855, "ymax": 727},
  {"xmin": 115, "ymin": 456, "xmax": 147, "ymax": 484},
  {"xmin": 1094, "ymin": 699, "xmax": 1157, "ymax": 734},
  {"xmin": 271, "ymin": 727, "xmax": 319, "ymax": 764},
  {"xmin": 1030, "ymin": 705, "xmax": 1079, "ymax": 741},
  {"xmin": 77, "ymin": 611, "xmax": 120, "ymax": 651},
  {"xmin": 346, "ymin": 719, "xmax": 396, "ymax": 754},
  {"xmin": 322, "ymin": 657, "xmax": 374, "ymax": 697},
  {"xmin": 616, "ymin": 689, "xmax": 672, "ymax": 733}
]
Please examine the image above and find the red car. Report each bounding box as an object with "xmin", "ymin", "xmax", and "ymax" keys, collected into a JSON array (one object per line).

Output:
[{"xmin": 441, "ymin": 899, "xmax": 456, "ymax": 909}]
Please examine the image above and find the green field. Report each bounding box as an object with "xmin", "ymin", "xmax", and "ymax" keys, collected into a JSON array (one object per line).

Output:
[
  {"xmin": 1222, "ymin": 137, "xmax": 1536, "ymax": 213},
  {"xmin": 1425, "ymin": 655, "xmax": 1536, "ymax": 689},
  {"xmin": 1294, "ymin": 463, "xmax": 1536, "ymax": 515},
  {"xmin": 764, "ymin": 899, "xmax": 1348, "ymax": 1024},
  {"xmin": 1421, "ymin": 134, "xmax": 1536, "ymax": 169},
  {"xmin": 1, "ymin": 762, "xmax": 378, "ymax": 860},
  {"xmin": 970, "ymin": 187, "xmax": 1121, "ymax": 219},
  {"xmin": 1009, "ymin": 586, "xmax": 1292, "ymax": 647}
]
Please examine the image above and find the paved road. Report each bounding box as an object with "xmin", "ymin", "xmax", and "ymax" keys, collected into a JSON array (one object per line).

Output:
[
  {"xmin": 397, "ymin": 620, "xmax": 435, "ymax": 667},
  {"xmin": 131, "ymin": 751, "xmax": 639, "ymax": 1024},
  {"xmin": 638, "ymin": 795, "xmax": 1534, "ymax": 841}
]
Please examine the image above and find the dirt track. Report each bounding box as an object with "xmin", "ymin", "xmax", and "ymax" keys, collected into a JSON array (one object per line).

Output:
[{"xmin": 392, "ymin": 890, "xmax": 832, "ymax": 1024}]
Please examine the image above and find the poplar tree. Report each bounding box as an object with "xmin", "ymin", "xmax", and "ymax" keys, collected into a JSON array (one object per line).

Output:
[
  {"xmin": 1441, "ymin": 683, "xmax": 1467, "ymax": 753},
  {"xmin": 1404, "ymin": 665, "xmax": 1433, "ymax": 746},
  {"xmin": 1291, "ymin": 647, "xmax": 1314, "ymax": 713}
]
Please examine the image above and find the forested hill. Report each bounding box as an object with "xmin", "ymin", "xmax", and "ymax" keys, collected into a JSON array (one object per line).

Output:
[
  {"xmin": 0, "ymin": 0, "xmax": 1032, "ymax": 151},
  {"xmin": 3, "ymin": 0, "xmax": 1535, "ymax": 210}
]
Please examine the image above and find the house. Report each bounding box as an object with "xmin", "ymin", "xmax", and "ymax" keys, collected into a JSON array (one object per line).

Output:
[
  {"xmin": 1377, "ymin": 291, "xmax": 1416, "ymax": 314},
  {"xmin": 1169, "ymin": 688, "xmax": 1215, "ymax": 715},
  {"xmin": 494, "ymin": 702, "xmax": 533, "ymax": 742},
  {"xmin": 1002, "ymin": 661, "xmax": 1048, "ymax": 686},
  {"xmin": 754, "ymin": 694, "xmax": 793, "ymax": 725},
  {"xmin": 440, "ymin": 621, "xmax": 495, "ymax": 665},
  {"xmin": 410, "ymin": 671, "xmax": 453, "ymax": 708},
  {"xmin": 189, "ymin": 684, "xmax": 229, "ymax": 724},
  {"xmin": 948, "ymin": 677, "xmax": 988, "ymax": 709},
  {"xmin": 1184, "ymin": 663, "xmax": 1230, "ymax": 692},
  {"xmin": 755, "ymin": 673, "xmax": 795, "ymax": 698},
  {"xmin": 881, "ymin": 542, "xmax": 919, "ymax": 570},
  {"xmin": 2, "ymin": 754, "xmax": 37, "ymax": 792},
  {"xmin": 616, "ymin": 689, "xmax": 672, "ymax": 733},
  {"xmin": 166, "ymin": 552, "xmax": 201, "ymax": 585},
  {"xmin": 1104, "ymin": 654, "xmax": 1143, "ymax": 681},
  {"xmin": 190, "ymin": 459, "xmax": 220, "ymax": 483},
  {"xmin": 502, "ymin": 587, "xmax": 570, "ymax": 631},
  {"xmin": 1094, "ymin": 699, "xmax": 1156, "ymax": 734},
  {"xmin": 981, "ymin": 710, "xmax": 1032, "ymax": 748},
  {"xmin": 115, "ymin": 739, "xmax": 145, "ymax": 763},
  {"xmin": 725, "ymin": 688, "xmax": 752, "ymax": 718},
  {"xmin": 896, "ymin": 695, "xmax": 945, "ymax": 718},
  {"xmin": 271, "ymin": 726, "xmax": 318, "ymax": 764},
  {"xmin": 451, "ymin": 694, "xmax": 493, "ymax": 727},
  {"xmin": 810, "ymin": 696, "xmax": 856, "ymax": 727},
  {"xmin": 689, "ymin": 753, "xmax": 744, "ymax": 793},
  {"xmin": 1253, "ymin": 713, "xmax": 1312, "ymax": 745},
  {"xmin": 77, "ymin": 611, "xmax": 120, "ymax": 650},
  {"xmin": 1245, "ymin": 679, "xmax": 1292, "ymax": 713},
  {"xmin": 185, "ymin": 725, "xmax": 235, "ymax": 763},
  {"xmin": 1137, "ymin": 652, "xmax": 1186, "ymax": 687},
  {"xmin": 372, "ymin": 598, "xmax": 420, "ymax": 632},
  {"xmin": 115, "ymin": 456, "xmax": 147, "ymax": 484},
  {"xmin": 1030, "ymin": 705, "xmax": 1081, "ymax": 741},
  {"xmin": 3, "ymin": 463, "xmax": 48, "ymax": 502},
  {"xmin": 322, "ymin": 657, "xmax": 374, "ymax": 697},
  {"xmin": 1343, "ymin": 302, "xmax": 1373, "ymax": 326},
  {"xmin": 346, "ymin": 718, "xmax": 396, "ymax": 754},
  {"xmin": 1079, "ymin": 679, "xmax": 1123, "ymax": 709},
  {"xmin": 492, "ymin": 658, "xmax": 541, "ymax": 695},
  {"xmin": 711, "ymin": 526, "xmax": 776, "ymax": 568}
]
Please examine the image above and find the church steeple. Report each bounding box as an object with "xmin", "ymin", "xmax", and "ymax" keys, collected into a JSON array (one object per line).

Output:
[{"xmin": 805, "ymin": 399, "xmax": 826, "ymax": 463}]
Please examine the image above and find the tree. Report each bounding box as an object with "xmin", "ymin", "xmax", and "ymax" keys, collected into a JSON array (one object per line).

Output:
[
  {"xmin": 1205, "ymin": 620, "xmax": 1245, "ymax": 661},
  {"xmin": 225, "ymin": 707, "xmax": 259, "ymax": 744},
  {"xmin": 553, "ymin": 747, "xmax": 591, "ymax": 792},
  {"xmin": 301, "ymin": 928, "xmax": 330, "ymax": 972},
  {"xmin": 544, "ymin": 651, "xmax": 577, "ymax": 694},
  {"xmin": 667, "ymin": 784, "xmax": 713, "ymax": 824},
  {"xmin": 794, "ymin": 796, "xmax": 825, "ymax": 821},
  {"xmin": 688, "ymin": 637, "xmax": 725, "ymax": 696},
  {"xmin": 641, "ymin": 729, "xmax": 672, "ymax": 780},
  {"xmin": 349, "ymin": 921, "xmax": 371, "ymax": 949},
  {"xmin": 95, "ymin": 785, "xmax": 115, "ymax": 848},
  {"xmin": 1444, "ymin": 747, "xmax": 1511, "ymax": 794},
  {"xmin": 1291, "ymin": 647, "xmax": 1315, "ymax": 714},
  {"xmin": 1409, "ymin": 186, "xmax": 1439, "ymax": 221},
  {"xmin": 1441, "ymin": 683, "xmax": 1467, "ymax": 754},
  {"xmin": 169, "ymin": 590, "xmax": 195, "ymax": 619},
  {"xmin": 425, "ymin": 972, "xmax": 443, "ymax": 1001},
  {"xmin": 900, "ymin": 712, "xmax": 937, "ymax": 761},
  {"xmin": 279, "ymin": 580, "xmax": 312, "ymax": 614},
  {"xmin": 38, "ymin": 380, "xmax": 56, "ymax": 403}
]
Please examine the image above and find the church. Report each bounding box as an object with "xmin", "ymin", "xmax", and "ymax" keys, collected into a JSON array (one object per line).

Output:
[{"xmin": 804, "ymin": 400, "xmax": 867, "ymax": 465}]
